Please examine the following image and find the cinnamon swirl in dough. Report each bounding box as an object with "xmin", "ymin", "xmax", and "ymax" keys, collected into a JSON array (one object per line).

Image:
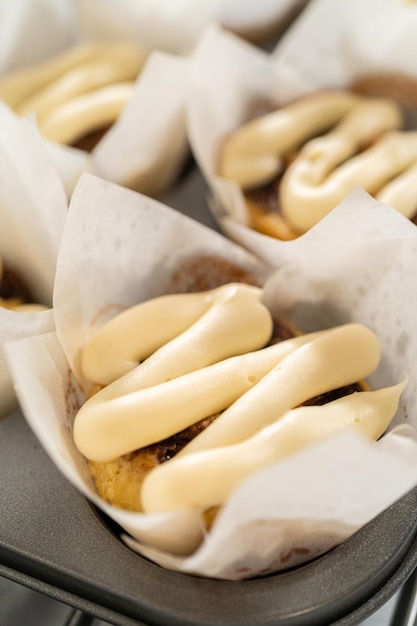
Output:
[{"xmin": 219, "ymin": 90, "xmax": 417, "ymax": 239}]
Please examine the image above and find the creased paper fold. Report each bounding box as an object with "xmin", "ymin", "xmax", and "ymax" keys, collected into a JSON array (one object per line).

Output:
[
  {"xmin": 0, "ymin": 102, "xmax": 66, "ymax": 415},
  {"xmin": 272, "ymin": 0, "xmax": 417, "ymax": 101}
]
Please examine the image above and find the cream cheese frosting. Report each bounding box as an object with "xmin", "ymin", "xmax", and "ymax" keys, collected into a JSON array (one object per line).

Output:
[
  {"xmin": 74, "ymin": 284, "xmax": 405, "ymax": 516},
  {"xmin": 141, "ymin": 381, "xmax": 406, "ymax": 513},
  {"xmin": 219, "ymin": 91, "xmax": 417, "ymax": 235},
  {"xmin": 281, "ymin": 129, "xmax": 417, "ymax": 233},
  {"xmin": 75, "ymin": 283, "xmax": 274, "ymax": 459},
  {"xmin": 176, "ymin": 323, "xmax": 381, "ymax": 455},
  {"xmin": 220, "ymin": 91, "xmax": 363, "ymax": 190},
  {"xmin": 81, "ymin": 283, "xmax": 272, "ymax": 386},
  {"xmin": 75, "ymin": 330, "xmax": 325, "ymax": 461},
  {"xmin": 0, "ymin": 42, "xmax": 145, "ymax": 146}
]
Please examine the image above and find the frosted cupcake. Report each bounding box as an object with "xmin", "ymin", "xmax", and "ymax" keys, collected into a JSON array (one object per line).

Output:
[
  {"xmin": 6, "ymin": 173, "xmax": 417, "ymax": 579},
  {"xmin": 187, "ymin": 19, "xmax": 417, "ymax": 263}
]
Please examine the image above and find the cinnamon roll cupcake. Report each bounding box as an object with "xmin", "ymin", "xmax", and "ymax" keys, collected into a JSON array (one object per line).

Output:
[
  {"xmin": 219, "ymin": 89, "xmax": 417, "ymax": 239},
  {"xmin": 73, "ymin": 258, "xmax": 403, "ymax": 524},
  {"xmin": 0, "ymin": 42, "xmax": 145, "ymax": 150}
]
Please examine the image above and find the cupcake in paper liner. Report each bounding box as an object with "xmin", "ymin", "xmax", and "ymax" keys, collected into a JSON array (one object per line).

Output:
[
  {"xmin": 0, "ymin": 0, "xmax": 309, "ymax": 200},
  {"xmin": 5, "ymin": 172, "xmax": 417, "ymax": 579},
  {"xmin": 186, "ymin": 23, "xmax": 417, "ymax": 265},
  {"xmin": 0, "ymin": 102, "xmax": 67, "ymax": 416},
  {"xmin": 0, "ymin": 38, "xmax": 189, "ymax": 198}
]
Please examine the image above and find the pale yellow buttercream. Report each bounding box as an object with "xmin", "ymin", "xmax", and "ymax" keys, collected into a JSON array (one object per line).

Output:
[
  {"xmin": 220, "ymin": 91, "xmax": 362, "ymax": 189},
  {"xmin": 0, "ymin": 42, "xmax": 114, "ymax": 107},
  {"xmin": 75, "ymin": 330, "xmax": 325, "ymax": 462},
  {"xmin": 15, "ymin": 43, "xmax": 143, "ymax": 118},
  {"xmin": 141, "ymin": 381, "xmax": 406, "ymax": 513},
  {"xmin": 75, "ymin": 285, "xmax": 403, "ymax": 516},
  {"xmin": 75, "ymin": 322, "xmax": 381, "ymax": 464},
  {"xmin": 0, "ymin": 42, "xmax": 145, "ymax": 146},
  {"xmin": 281, "ymin": 130, "xmax": 417, "ymax": 233},
  {"xmin": 38, "ymin": 82, "xmax": 134, "ymax": 144},
  {"xmin": 177, "ymin": 323, "xmax": 380, "ymax": 455},
  {"xmin": 82, "ymin": 284, "xmax": 272, "ymax": 386},
  {"xmin": 75, "ymin": 283, "xmax": 276, "ymax": 460},
  {"xmin": 220, "ymin": 91, "xmax": 417, "ymax": 234}
]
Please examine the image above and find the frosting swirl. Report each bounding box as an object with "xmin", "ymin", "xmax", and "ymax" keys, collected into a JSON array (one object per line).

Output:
[
  {"xmin": 219, "ymin": 91, "xmax": 417, "ymax": 234},
  {"xmin": 0, "ymin": 42, "xmax": 145, "ymax": 146},
  {"xmin": 75, "ymin": 283, "xmax": 273, "ymax": 459},
  {"xmin": 75, "ymin": 285, "xmax": 405, "ymax": 515},
  {"xmin": 142, "ymin": 381, "xmax": 406, "ymax": 513}
]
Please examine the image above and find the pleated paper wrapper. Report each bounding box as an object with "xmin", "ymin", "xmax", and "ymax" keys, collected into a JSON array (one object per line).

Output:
[
  {"xmin": 0, "ymin": 103, "xmax": 67, "ymax": 416},
  {"xmin": 186, "ymin": 19, "xmax": 417, "ymax": 266},
  {"xmin": 5, "ymin": 173, "xmax": 417, "ymax": 580}
]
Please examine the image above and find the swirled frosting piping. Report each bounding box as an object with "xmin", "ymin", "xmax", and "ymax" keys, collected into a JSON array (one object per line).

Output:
[
  {"xmin": 75, "ymin": 285, "xmax": 405, "ymax": 516},
  {"xmin": 75, "ymin": 283, "xmax": 274, "ymax": 459},
  {"xmin": 141, "ymin": 380, "xmax": 406, "ymax": 513},
  {"xmin": 220, "ymin": 91, "xmax": 362, "ymax": 189},
  {"xmin": 219, "ymin": 91, "xmax": 417, "ymax": 234},
  {"xmin": 0, "ymin": 42, "xmax": 145, "ymax": 146}
]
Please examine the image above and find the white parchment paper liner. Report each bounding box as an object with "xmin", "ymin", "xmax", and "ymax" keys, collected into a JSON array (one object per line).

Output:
[
  {"xmin": 5, "ymin": 49, "xmax": 190, "ymax": 199},
  {"xmin": 90, "ymin": 51, "xmax": 189, "ymax": 198},
  {"xmin": 186, "ymin": 23, "xmax": 417, "ymax": 266},
  {"xmin": 271, "ymin": 0, "xmax": 417, "ymax": 101},
  {"xmin": 0, "ymin": 102, "xmax": 67, "ymax": 415},
  {"xmin": 5, "ymin": 173, "xmax": 417, "ymax": 579}
]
